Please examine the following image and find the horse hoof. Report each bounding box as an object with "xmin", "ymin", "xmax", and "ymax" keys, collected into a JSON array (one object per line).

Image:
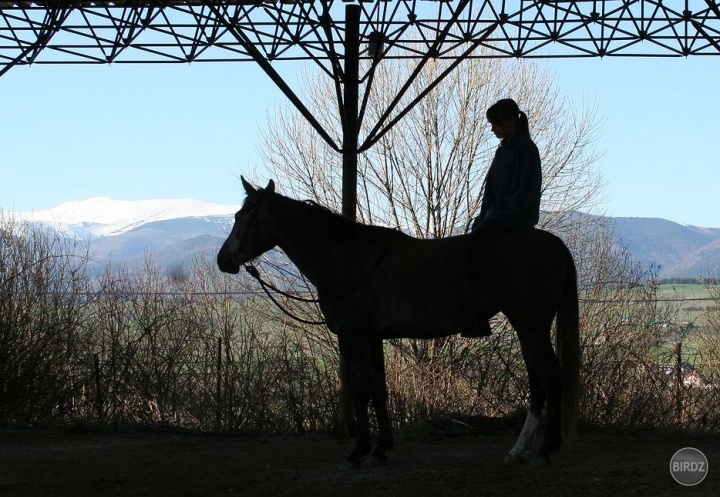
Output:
[
  {"xmin": 365, "ymin": 454, "xmax": 388, "ymax": 467},
  {"xmin": 503, "ymin": 453, "xmax": 525, "ymax": 465},
  {"xmin": 338, "ymin": 459, "xmax": 362, "ymax": 471},
  {"xmin": 529, "ymin": 454, "xmax": 551, "ymax": 468}
]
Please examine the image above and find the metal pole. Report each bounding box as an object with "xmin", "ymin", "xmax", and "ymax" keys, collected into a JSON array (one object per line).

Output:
[
  {"xmin": 341, "ymin": 4, "xmax": 360, "ymax": 220},
  {"xmin": 332, "ymin": 3, "xmax": 361, "ymax": 441}
]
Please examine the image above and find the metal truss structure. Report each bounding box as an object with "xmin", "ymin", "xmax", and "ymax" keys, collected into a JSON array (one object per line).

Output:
[
  {"xmin": 5, "ymin": 1, "xmax": 716, "ymax": 141},
  {"xmin": 1, "ymin": 1, "xmax": 719, "ymax": 73},
  {"xmin": 2, "ymin": 0, "xmax": 719, "ymax": 210}
]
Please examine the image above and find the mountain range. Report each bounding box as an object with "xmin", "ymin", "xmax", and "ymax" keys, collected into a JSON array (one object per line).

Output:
[
  {"xmin": 606, "ymin": 217, "xmax": 720, "ymax": 278},
  {"xmin": 17, "ymin": 197, "xmax": 720, "ymax": 279},
  {"xmin": 19, "ymin": 198, "xmax": 236, "ymax": 274}
]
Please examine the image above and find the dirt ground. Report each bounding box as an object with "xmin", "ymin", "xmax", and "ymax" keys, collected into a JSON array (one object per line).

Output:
[{"xmin": 0, "ymin": 425, "xmax": 718, "ymax": 497}]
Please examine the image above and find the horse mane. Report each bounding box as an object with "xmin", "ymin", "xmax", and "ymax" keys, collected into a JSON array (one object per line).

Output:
[
  {"xmin": 303, "ymin": 199, "xmax": 336, "ymax": 214},
  {"xmin": 283, "ymin": 196, "xmax": 404, "ymax": 240},
  {"xmin": 300, "ymin": 199, "xmax": 366, "ymax": 232}
]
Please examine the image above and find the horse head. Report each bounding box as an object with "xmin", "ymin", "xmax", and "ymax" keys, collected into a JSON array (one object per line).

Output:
[{"xmin": 217, "ymin": 177, "xmax": 277, "ymax": 274}]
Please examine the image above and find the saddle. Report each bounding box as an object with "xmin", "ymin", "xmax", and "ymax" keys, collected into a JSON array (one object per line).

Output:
[{"xmin": 463, "ymin": 220, "xmax": 527, "ymax": 279}]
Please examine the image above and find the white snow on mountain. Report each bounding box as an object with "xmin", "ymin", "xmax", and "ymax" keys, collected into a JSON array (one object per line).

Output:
[{"xmin": 18, "ymin": 197, "xmax": 237, "ymax": 238}]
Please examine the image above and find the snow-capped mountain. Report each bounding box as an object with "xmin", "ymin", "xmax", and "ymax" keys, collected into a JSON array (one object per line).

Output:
[
  {"xmin": 10, "ymin": 197, "xmax": 720, "ymax": 278},
  {"xmin": 19, "ymin": 197, "xmax": 237, "ymax": 238},
  {"xmin": 14, "ymin": 197, "xmax": 239, "ymax": 274}
]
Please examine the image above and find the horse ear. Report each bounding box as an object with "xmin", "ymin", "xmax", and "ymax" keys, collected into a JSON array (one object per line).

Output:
[
  {"xmin": 266, "ymin": 179, "xmax": 275, "ymax": 194},
  {"xmin": 241, "ymin": 176, "xmax": 256, "ymax": 195}
]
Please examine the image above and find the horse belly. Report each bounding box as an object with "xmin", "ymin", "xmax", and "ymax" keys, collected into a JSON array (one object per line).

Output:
[{"xmin": 376, "ymin": 281, "xmax": 476, "ymax": 339}]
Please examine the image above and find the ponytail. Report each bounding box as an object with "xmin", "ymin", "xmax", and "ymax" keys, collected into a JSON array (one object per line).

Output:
[
  {"xmin": 487, "ymin": 98, "xmax": 530, "ymax": 136},
  {"xmin": 518, "ymin": 110, "xmax": 530, "ymax": 135}
]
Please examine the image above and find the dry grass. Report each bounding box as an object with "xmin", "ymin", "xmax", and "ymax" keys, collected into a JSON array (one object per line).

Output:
[{"xmin": 1, "ymin": 216, "xmax": 718, "ymax": 434}]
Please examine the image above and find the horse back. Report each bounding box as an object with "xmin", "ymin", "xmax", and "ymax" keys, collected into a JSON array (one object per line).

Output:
[
  {"xmin": 481, "ymin": 228, "xmax": 574, "ymax": 317},
  {"xmin": 319, "ymin": 226, "xmax": 573, "ymax": 339}
]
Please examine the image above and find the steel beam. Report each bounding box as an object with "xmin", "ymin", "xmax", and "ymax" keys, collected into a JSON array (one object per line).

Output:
[{"xmin": 341, "ymin": 3, "xmax": 359, "ymax": 221}]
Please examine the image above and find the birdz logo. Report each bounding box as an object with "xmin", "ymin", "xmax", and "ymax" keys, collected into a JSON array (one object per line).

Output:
[{"xmin": 670, "ymin": 447, "xmax": 708, "ymax": 486}]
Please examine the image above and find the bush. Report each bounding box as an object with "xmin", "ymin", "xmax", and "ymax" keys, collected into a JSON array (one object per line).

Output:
[
  {"xmin": 0, "ymin": 215, "xmax": 90, "ymax": 423},
  {"xmin": 1, "ymin": 213, "xmax": 718, "ymax": 433}
]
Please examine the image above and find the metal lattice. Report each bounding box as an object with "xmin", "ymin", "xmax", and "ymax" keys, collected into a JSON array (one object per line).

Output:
[
  {"xmin": 1, "ymin": 1, "xmax": 719, "ymax": 78},
  {"xmin": 2, "ymin": 1, "xmax": 718, "ymax": 220}
]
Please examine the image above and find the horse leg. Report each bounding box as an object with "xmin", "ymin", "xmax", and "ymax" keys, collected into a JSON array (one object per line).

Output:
[
  {"xmin": 338, "ymin": 336, "xmax": 372, "ymax": 469},
  {"xmin": 504, "ymin": 352, "xmax": 545, "ymax": 465},
  {"xmin": 330, "ymin": 356, "xmax": 355, "ymax": 439},
  {"xmin": 523, "ymin": 337, "xmax": 563, "ymax": 466},
  {"xmin": 368, "ymin": 338, "xmax": 394, "ymax": 464},
  {"xmin": 534, "ymin": 357, "xmax": 563, "ymax": 467},
  {"xmin": 507, "ymin": 318, "xmax": 563, "ymax": 467}
]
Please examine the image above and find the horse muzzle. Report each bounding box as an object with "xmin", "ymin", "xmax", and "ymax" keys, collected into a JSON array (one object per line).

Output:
[
  {"xmin": 217, "ymin": 259, "xmax": 240, "ymax": 275},
  {"xmin": 216, "ymin": 249, "xmax": 242, "ymax": 274}
]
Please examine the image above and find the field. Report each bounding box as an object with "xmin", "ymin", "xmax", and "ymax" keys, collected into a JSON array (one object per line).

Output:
[
  {"xmin": 657, "ymin": 284, "xmax": 716, "ymax": 323},
  {"xmin": 1, "ymin": 426, "xmax": 718, "ymax": 497}
]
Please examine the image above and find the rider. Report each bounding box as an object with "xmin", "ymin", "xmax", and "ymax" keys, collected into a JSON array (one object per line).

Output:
[{"xmin": 462, "ymin": 98, "xmax": 542, "ymax": 338}]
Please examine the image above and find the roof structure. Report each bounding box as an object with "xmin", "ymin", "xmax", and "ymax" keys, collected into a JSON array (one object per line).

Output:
[{"xmin": 1, "ymin": 0, "xmax": 719, "ymax": 77}]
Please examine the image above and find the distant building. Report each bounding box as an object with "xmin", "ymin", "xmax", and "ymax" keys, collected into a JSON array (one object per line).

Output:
[{"xmin": 640, "ymin": 360, "xmax": 712, "ymax": 388}]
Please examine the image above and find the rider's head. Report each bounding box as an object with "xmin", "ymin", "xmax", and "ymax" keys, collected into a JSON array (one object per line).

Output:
[{"xmin": 486, "ymin": 98, "xmax": 529, "ymax": 141}]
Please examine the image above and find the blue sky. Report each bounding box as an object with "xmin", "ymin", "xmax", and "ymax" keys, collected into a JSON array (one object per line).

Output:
[{"xmin": 1, "ymin": 54, "xmax": 719, "ymax": 227}]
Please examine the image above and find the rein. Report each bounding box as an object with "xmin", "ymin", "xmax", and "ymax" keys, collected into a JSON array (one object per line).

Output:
[
  {"xmin": 243, "ymin": 263, "xmax": 326, "ymax": 326},
  {"xmin": 243, "ymin": 236, "xmax": 393, "ymax": 327}
]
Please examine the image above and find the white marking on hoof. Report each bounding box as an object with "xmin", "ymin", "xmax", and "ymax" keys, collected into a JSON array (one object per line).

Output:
[{"xmin": 506, "ymin": 412, "xmax": 540, "ymax": 463}]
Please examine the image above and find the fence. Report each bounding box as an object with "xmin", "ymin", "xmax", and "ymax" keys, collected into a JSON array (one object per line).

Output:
[
  {"xmin": 2, "ymin": 282, "xmax": 718, "ymax": 433},
  {"xmin": 1, "ymin": 215, "xmax": 719, "ymax": 433}
]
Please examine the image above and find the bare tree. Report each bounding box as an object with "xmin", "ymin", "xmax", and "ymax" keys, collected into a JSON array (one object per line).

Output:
[
  {"xmin": 259, "ymin": 55, "xmax": 604, "ymax": 238},
  {"xmin": 256, "ymin": 53, "xmax": 605, "ymax": 437},
  {"xmin": 0, "ymin": 213, "xmax": 91, "ymax": 423}
]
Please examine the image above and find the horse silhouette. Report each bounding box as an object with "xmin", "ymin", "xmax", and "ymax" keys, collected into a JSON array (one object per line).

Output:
[{"xmin": 218, "ymin": 178, "xmax": 580, "ymax": 468}]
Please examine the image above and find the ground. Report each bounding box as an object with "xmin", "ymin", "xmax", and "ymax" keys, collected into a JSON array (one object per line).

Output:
[{"xmin": 0, "ymin": 425, "xmax": 717, "ymax": 497}]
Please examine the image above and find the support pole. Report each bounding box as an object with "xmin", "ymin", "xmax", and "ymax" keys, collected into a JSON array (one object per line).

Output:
[
  {"xmin": 332, "ymin": 3, "xmax": 361, "ymax": 440},
  {"xmin": 341, "ymin": 4, "xmax": 361, "ymax": 220}
]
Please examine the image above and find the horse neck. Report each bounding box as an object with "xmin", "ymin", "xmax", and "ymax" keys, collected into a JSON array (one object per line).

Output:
[{"xmin": 264, "ymin": 194, "xmax": 357, "ymax": 287}]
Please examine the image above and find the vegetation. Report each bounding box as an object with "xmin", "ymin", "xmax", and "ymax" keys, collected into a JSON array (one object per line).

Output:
[
  {"xmin": 2, "ymin": 55, "xmax": 718, "ymax": 436},
  {"xmin": 1, "ymin": 213, "xmax": 719, "ymax": 433}
]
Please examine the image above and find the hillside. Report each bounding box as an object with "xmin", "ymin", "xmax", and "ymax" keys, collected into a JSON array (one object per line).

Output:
[
  {"xmin": 16, "ymin": 198, "xmax": 720, "ymax": 279},
  {"xmin": 610, "ymin": 217, "xmax": 720, "ymax": 278},
  {"xmin": 85, "ymin": 216, "xmax": 231, "ymax": 268}
]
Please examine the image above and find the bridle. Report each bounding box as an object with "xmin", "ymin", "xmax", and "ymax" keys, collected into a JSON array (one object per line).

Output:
[
  {"xmin": 230, "ymin": 189, "xmax": 326, "ymax": 325},
  {"xmin": 232, "ymin": 191, "xmax": 392, "ymax": 327},
  {"xmin": 243, "ymin": 263, "xmax": 327, "ymax": 326},
  {"xmin": 230, "ymin": 189, "xmax": 268, "ymax": 268}
]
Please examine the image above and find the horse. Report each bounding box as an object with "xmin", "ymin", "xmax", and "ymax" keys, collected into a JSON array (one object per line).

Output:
[{"xmin": 217, "ymin": 177, "xmax": 580, "ymax": 468}]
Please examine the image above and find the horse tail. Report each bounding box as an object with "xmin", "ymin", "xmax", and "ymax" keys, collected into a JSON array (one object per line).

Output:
[{"xmin": 556, "ymin": 243, "xmax": 580, "ymax": 440}]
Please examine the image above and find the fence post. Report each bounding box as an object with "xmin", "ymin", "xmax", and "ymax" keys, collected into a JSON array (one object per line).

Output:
[
  {"xmin": 674, "ymin": 341, "xmax": 683, "ymax": 424},
  {"xmin": 216, "ymin": 336, "xmax": 222, "ymax": 431},
  {"xmin": 93, "ymin": 353, "xmax": 103, "ymax": 422}
]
